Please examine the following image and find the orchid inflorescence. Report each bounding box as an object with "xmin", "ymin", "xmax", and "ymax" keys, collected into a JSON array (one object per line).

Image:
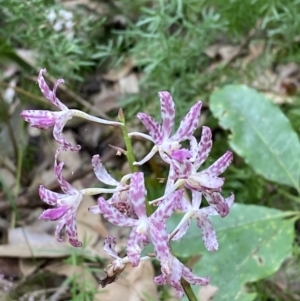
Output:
[{"xmin": 21, "ymin": 69, "xmax": 234, "ymax": 299}]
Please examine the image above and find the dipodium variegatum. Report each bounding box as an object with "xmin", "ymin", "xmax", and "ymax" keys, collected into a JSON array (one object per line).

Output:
[{"xmin": 21, "ymin": 69, "xmax": 234, "ymax": 299}]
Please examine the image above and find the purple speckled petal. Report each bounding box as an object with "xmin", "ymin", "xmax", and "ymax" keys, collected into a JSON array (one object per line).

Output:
[
  {"xmin": 126, "ymin": 228, "xmax": 147, "ymax": 267},
  {"xmin": 151, "ymin": 190, "xmax": 184, "ymax": 222},
  {"xmin": 129, "ymin": 172, "xmax": 147, "ymax": 219},
  {"xmin": 20, "ymin": 110, "xmax": 58, "ymax": 129},
  {"xmin": 55, "ymin": 215, "xmax": 68, "ymax": 242},
  {"xmin": 39, "ymin": 185, "xmax": 62, "ymax": 206},
  {"xmin": 171, "ymin": 158, "xmax": 192, "ymax": 179},
  {"xmin": 98, "ymin": 197, "xmax": 136, "ymax": 227},
  {"xmin": 202, "ymin": 151, "xmax": 233, "ymax": 177},
  {"xmin": 154, "ymin": 274, "xmax": 167, "ymax": 285},
  {"xmin": 54, "ymin": 162, "xmax": 78, "ymax": 195},
  {"xmin": 187, "ymin": 174, "xmax": 224, "ymax": 190},
  {"xmin": 149, "ymin": 221, "xmax": 170, "ymax": 261},
  {"xmin": 39, "ymin": 206, "xmax": 68, "ymax": 221},
  {"xmin": 53, "ymin": 112, "xmax": 80, "ymax": 152},
  {"xmin": 38, "ymin": 69, "xmax": 68, "ymax": 111},
  {"xmin": 196, "ymin": 213, "xmax": 218, "ymax": 251},
  {"xmin": 65, "ymin": 213, "xmax": 82, "ymax": 247},
  {"xmin": 194, "ymin": 126, "xmax": 213, "ymax": 170},
  {"xmin": 168, "ymin": 257, "xmax": 184, "ymax": 299},
  {"xmin": 92, "ymin": 155, "xmax": 120, "ymax": 186},
  {"xmin": 88, "ymin": 204, "xmax": 101, "ymax": 214},
  {"xmin": 103, "ymin": 236, "xmax": 120, "ymax": 259},
  {"xmin": 171, "ymin": 149, "xmax": 191, "ymax": 161},
  {"xmin": 158, "ymin": 91, "xmax": 175, "ymax": 139},
  {"xmin": 171, "ymin": 220, "xmax": 190, "ymax": 241},
  {"xmin": 170, "ymin": 101, "xmax": 202, "ymax": 142},
  {"xmin": 182, "ymin": 265, "xmax": 210, "ymax": 286},
  {"xmin": 137, "ymin": 113, "xmax": 163, "ymax": 144},
  {"xmin": 204, "ymin": 192, "xmax": 230, "ymax": 217},
  {"xmin": 191, "ymin": 190, "xmax": 202, "ymax": 210}
]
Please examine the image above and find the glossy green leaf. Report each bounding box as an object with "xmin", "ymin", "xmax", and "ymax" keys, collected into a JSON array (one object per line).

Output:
[
  {"xmin": 209, "ymin": 85, "xmax": 300, "ymax": 190},
  {"xmin": 168, "ymin": 204, "xmax": 295, "ymax": 301}
]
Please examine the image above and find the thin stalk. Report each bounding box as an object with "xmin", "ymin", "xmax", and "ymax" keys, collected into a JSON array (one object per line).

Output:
[
  {"xmin": 118, "ymin": 108, "xmax": 138, "ymax": 173},
  {"xmin": 181, "ymin": 278, "xmax": 198, "ymax": 301}
]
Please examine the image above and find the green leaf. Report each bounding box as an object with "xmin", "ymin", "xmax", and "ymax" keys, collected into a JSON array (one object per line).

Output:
[
  {"xmin": 168, "ymin": 204, "xmax": 295, "ymax": 301},
  {"xmin": 209, "ymin": 85, "xmax": 300, "ymax": 190}
]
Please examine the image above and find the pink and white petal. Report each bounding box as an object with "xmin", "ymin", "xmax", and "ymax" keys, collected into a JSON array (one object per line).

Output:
[
  {"xmin": 170, "ymin": 101, "xmax": 202, "ymax": 142},
  {"xmin": 151, "ymin": 190, "xmax": 184, "ymax": 222},
  {"xmin": 39, "ymin": 206, "xmax": 68, "ymax": 221},
  {"xmin": 137, "ymin": 113, "xmax": 163, "ymax": 144},
  {"xmin": 92, "ymin": 155, "xmax": 119, "ymax": 186},
  {"xmin": 191, "ymin": 190, "xmax": 202, "ymax": 210},
  {"xmin": 202, "ymin": 151, "xmax": 233, "ymax": 177},
  {"xmin": 55, "ymin": 216, "xmax": 68, "ymax": 242},
  {"xmin": 196, "ymin": 214, "xmax": 218, "ymax": 251},
  {"xmin": 158, "ymin": 91, "xmax": 175, "ymax": 139},
  {"xmin": 171, "ymin": 159, "xmax": 192, "ymax": 179},
  {"xmin": 98, "ymin": 197, "xmax": 136, "ymax": 227},
  {"xmin": 20, "ymin": 110, "xmax": 57, "ymax": 129},
  {"xmin": 103, "ymin": 236, "xmax": 120, "ymax": 259},
  {"xmin": 171, "ymin": 149, "xmax": 191, "ymax": 161},
  {"xmin": 189, "ymin": 136, "xmax": 198, "ymax": 161},
  {"xmin": 226, "ymin": 193, "xmax": 235, "ymax": 208},
  {"xmin": 149, "ymin": 221, "xmax": 170, "ymax": 261},
  {"xmin": 182, "ymin": 265, "xmax": 210, "ymax": 286},
  {"xmin": 128, "ymin": 132, "xmax": 154, "ymax": 142},
  {"xmin": 54, "ymin": 162, "xmax": 79, "ymax": 195},
  {"xmin": 194, "ymin": 126, "xmax": 213, "ymax": 170},
  {"xmin": 126, "ymin": 228, "xmax": 145, "ymax": 267},
  {"xmin": 153, "ymin": 274, "xmax": 167, "ymax": 285},
  {"xmin": 187, "ymin": 174, "xmax": 224, "ymax": 190},
  {"xmin": 133, "ymin": 145, "xmax": 158, "ymax": 166},
  {"xmin": 129, "ymin": 172, "xmax": 147, "ymax": 218},
  {"xmin": 53, "ymin": 112, "xmax": 81, "ymax": 152},
  {"xmin": 65, "ymin": 214, "xmax": 82, "ymax": 247},
  {"xmin": 171, "ymin": 220, "xmax": 190, "ymax": 241},
  {"xmin": 169, "ymin": 257, "xmax": 184, "ymax": 299},
  {"xmin": 88, "ymin": 204, "xmax": 101, "ymax": 214},
  {"xmin": 204, "ymin": 192, "xmax": 229, "ymax": 218},
  {"xmin": 39, "ymin": 185, "xmax": 62, "ymax": 205},
  {"xmin": 38, "ymin": 69, "xmax": 68, "ymax": 111}
]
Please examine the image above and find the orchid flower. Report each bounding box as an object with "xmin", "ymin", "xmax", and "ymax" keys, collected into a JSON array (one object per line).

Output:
[
  {"xmin": 39, "ymin": 154, "xmax": 129, "ymax": 247},
  {"xmin": 95, "ymin": 172, "xmax": 184, "ymax": 267},
  {"xmin": 21, "ymin": 68, "xmax": 122, "ymax": 151},
  {"xmin": 151, "ymin": 126, "xmax": 233, "ymax": 217},
  {"xmin": 39, "ymin": 161, "xmax": 83, "ymax": 247},
  {"xmin": 129, "ymin": 91, "xmax": 202, "ymax": 164},
  {"xmin": 150, "ymin": 220, "xmax": 210, "ymax": 298},
  {"xmin": 88, "ymin": 154, "xmax": 133, "ymax": 217},
  {"xmin": 170, "ymin": 190, "xmax": 234, "ymax": 251}
]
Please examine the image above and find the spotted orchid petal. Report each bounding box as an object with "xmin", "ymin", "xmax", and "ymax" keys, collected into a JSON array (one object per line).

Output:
[
  {"xmin": 137, "ymin": 113, "xmax": 163, "ymax": 144},
  {"xmin": 203, "ymin": 192, "xmax": 232, "ymax": 217},
  {"xmin": 38, "ymin": 68, "xmax": 68, "ymax": 110},
  {"xmin": 92, "ymin": 154, "xmax": 120, "ymax": 186},
  {"xmin": 201, "ymin": 151, "xmax": 233, "ymax": 177},
  {"xmin": 170, "ymin": 101, "xmax": 202, "ymax": 142},
  {"xmin": 129, "ymin": 172, "xmax": 147, "ymax": 218},
  {"xmin": 39, "ymin": 161, "xmax": 83, "ymax": 247},
  {"xmin": 159, "ymin": 91, "xmax": 175, "ymax": 139},
  {"xmin": 97, "ymin": 197, "xmax": 136, "ymax": 227},
  {"xmin": 193, "ymin": 126, "xmax": 213, "ymax": 169},
  {"xmin": 21, "ymin": 68, "xmax": 80, "ymax": 152}
]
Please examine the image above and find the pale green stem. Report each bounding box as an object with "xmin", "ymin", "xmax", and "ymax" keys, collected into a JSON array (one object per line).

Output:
[{"xmin": 118, "ymin": 109, "xmax": 138, "ymax": 173}]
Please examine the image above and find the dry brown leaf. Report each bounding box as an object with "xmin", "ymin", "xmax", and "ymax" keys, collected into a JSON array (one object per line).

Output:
[
  {"xmin": 102, "ymin": 58, "xmax": 135, "ymax": 82},
  {"xmin": 19, "ymin": 258, "xmax": 45, "ymax": 277},
  {"xmin": 95, "ymin": 261, "xmax": 158, "ymax": 301},
  {"xmin": 198, "ymin": 284, "xmax": 219, "ymax": 301},
  {"xmin": 45, "ymin": 261, "xmax": 98, "ymax": 289},
  {"xmin": 119, "ymin": 73, "xmax": 139, "ymax": 94}
]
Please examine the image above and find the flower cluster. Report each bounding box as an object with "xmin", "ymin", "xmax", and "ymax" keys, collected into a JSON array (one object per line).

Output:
[{"xmin": 21, "ymin": 70, "xmax": 234, "ymax": 299}]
